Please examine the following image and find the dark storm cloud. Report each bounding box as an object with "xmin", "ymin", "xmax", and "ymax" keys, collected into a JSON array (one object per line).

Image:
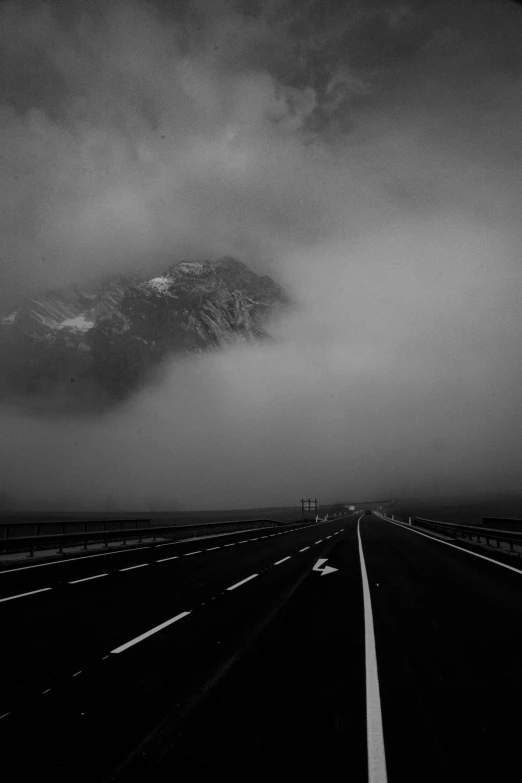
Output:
[{"xmin": 1, "ymin": 0, "xmax": 522, "ymax": 509}]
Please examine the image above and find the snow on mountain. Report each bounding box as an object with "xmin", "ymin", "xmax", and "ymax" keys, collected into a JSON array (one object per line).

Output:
[
  {"xmin": 57, "ymin": 315, "xmax": 95, "ymax": 332},
  {"xmin": 0, "ymin": 257, "xmax": 289, "ymax": 411},
  {"xmin": 143, "ymin": 276, "xmax": 175, "ymax": 295}
]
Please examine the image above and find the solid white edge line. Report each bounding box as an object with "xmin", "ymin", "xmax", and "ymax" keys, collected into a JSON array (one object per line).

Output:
[
  {"xmin": 0, "ymin": 546, "xmax": 152, "ymax": 574},
  {"xmin": 111, "ymin": 611, "xmax": 192, "ymax": 653},
  {"xmin": 377, "ymin": 514, "xmax": 522, "ymax": 576},
  {"xmin": 0, "ymin": 586, "xmax": 53, "ymax": 603},
  {"xmin": 68, "ymin": 573, "xmax": 108, "ymax": 584},
  {"xmin": 358, "ymin": 515, "xmax": 388, "ymax": 783},
  {"xmin": 226, "ymin": 573, "xmax": 259, "ymax": 591},
  {"xmin": 274, "ymin": 556, "xmax": 291, "ymax": 565}
]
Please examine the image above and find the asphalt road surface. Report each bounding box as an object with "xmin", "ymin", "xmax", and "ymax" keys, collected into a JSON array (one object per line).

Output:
[{"xmin": 2, "ymin": 511, "xmax": 522, "ymax": 782}]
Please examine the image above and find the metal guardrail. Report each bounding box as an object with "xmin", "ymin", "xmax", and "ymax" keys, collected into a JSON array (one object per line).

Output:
[
  {"xmin": 0, "ymin": 518, "xmax": 152, "ymax": 540},
  {"xmin": 0, "ymin": 518, "xmax": 286, "ymax": 560},
  {"xmin": 381, "ymin": 513, "xmax": 522, "ymax": 554},
  {"xmin": 413, "ymin": 516, "xmax": 522, "ymax": 552}
]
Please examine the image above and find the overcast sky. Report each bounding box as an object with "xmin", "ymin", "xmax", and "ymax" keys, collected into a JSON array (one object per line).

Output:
[{"xmin": 1, "ymin": 0, "xmax": 522, "ymax": 510}]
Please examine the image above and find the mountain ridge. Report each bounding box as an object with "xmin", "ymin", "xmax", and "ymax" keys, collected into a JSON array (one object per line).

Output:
[{"xmin": 0, "ymin": 257, "xmax": 289, "ymax": 412}]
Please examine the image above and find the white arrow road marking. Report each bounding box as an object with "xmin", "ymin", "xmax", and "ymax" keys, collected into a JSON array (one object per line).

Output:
[{"xmin": 312, "ymin": 558, "xmax": 338, "ymax": 576}]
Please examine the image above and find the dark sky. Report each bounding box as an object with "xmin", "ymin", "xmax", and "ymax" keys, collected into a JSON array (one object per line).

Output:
[{"xmin": 1, "ymin": 0, "xmax": 521, "ymax": 509}]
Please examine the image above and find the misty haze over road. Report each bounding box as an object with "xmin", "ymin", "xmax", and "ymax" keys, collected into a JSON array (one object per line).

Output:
[{"xmin": 1, "ymin": 0, "xmax": 522, "ymax": 511}]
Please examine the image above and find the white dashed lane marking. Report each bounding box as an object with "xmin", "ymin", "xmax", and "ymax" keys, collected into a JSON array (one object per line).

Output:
[
  {"xmin": 226, "ymin": 574, "xmax": 259, "ymax": 591},
  {"xmin": 111, "ymin": 611, "xmax": 192, "ymax": 654},
  {"xmin": 69, "ymin": 573, "xmax": 108, "ymax": 584},
  {"xmin": 119, "ymin": 563, "xmax": 149, "ymax": 572},
  {"xmin": 274, "ymin": 556, "xmax": 291, "ymax": 565},
  {"xmin": 0, "ymin": 587, "xmax": 53, "ymax": 603},
  {"xmin": 157, "ymin": 555, "xmax": 179, "ymax": 563}
]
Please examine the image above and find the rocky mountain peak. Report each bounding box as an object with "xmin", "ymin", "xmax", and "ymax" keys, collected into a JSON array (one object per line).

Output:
[{"xmin": 0, "ymin": 257, "xmax": 289, "ymax": 412}]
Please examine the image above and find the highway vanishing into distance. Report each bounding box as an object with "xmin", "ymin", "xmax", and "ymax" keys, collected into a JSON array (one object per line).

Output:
[{"xmin": 2, "ymin": 510, "xmax": 522, "ymax": 782}]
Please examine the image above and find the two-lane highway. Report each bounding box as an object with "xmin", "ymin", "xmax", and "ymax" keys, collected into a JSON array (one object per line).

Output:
[{"xmin": 0, "ymin": 514, "xmax": 356, "ymax": 782}]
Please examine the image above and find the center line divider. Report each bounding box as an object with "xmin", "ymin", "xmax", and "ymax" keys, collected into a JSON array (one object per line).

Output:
[
  {"xmin": 69, "ymin": 573, "xmax": 108, "ymax": 584},
  {"xmin": 226, "ymin": 573, "xmax": 258, "ymax": 591},
  {"xmin": 111, "ymin": 611, "xmax": 192, "ymax": 654},
  {"xmin": 358, "ymin": 515, "xmax": 388, "ymax": 783}
]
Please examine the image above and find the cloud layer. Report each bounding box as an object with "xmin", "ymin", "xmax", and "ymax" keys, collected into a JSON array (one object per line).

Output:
[{"xmin": 1, "ymin": 0, "xmax": 522, "ymax": 509}]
